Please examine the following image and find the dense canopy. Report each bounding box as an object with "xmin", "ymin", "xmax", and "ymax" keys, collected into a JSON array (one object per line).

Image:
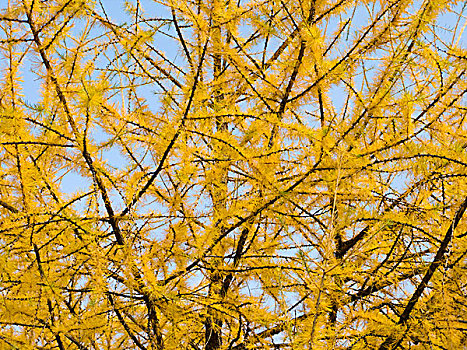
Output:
[{"xmin": 0, "ymin": 0, "xmax": 466, "ymax": 349}]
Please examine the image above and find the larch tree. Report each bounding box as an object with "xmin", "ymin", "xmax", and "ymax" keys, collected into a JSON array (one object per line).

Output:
[{"xmin": 0, "ymin": 0, "xmax": 466, "ymax": 349}]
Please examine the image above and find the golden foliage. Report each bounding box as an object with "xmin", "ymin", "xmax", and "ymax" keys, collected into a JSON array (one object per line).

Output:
[{"xmin": 0, "ymin": 0, "xmax": 466, "ymax": 349}]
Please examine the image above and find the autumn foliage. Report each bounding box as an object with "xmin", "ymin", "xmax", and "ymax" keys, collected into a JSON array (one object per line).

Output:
[{"xmin": 0, "ymin": 0, "xmax": 467, "ymax": 349}]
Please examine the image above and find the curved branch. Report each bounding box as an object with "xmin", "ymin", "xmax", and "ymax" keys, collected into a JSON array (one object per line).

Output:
[{"xmin": 378, "ymin": 195, "xmax": 467, "ymax": 350}]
